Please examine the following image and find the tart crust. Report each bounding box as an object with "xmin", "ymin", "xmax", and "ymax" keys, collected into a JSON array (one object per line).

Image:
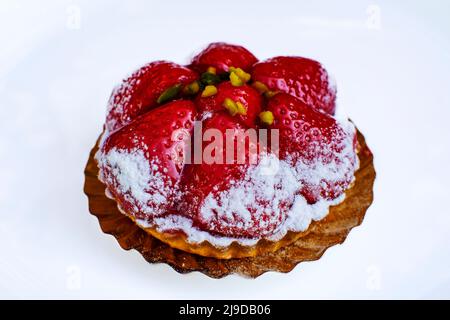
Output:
[{"xmin": 90, "ymin": 128, "xmax": 373, "ymax": 260}]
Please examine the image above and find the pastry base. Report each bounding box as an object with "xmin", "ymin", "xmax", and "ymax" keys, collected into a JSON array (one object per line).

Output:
[{"xmin": 84, "ymin": 130, "xmax": 375, "ymax": 278}]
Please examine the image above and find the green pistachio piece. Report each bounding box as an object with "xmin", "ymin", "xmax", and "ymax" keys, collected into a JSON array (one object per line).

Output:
[
  {"xmin": 200, "ymin": 72, "xmax": 221, "ymax": 86},
  {"xmin": 157, "ymin": 84, "xmax": 182, "ymax": 104}
]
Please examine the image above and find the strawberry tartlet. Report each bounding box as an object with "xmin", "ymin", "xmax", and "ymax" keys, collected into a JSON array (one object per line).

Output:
[{"xmin": 94, "ymin": 43, "xmax": 360, "ymax": 259}]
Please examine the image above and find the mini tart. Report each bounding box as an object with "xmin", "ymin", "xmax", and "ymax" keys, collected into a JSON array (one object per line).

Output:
[
  {"xmin": 95, "ymin": 130, "xmax": 362, "ymax": 259},
  {"xmin": 85, "ymin": 129, "xmax": 374, "ymax": 278},
  {"xmin": 92, "ymin": 44, "xmax": 369, "ymax": 262}
]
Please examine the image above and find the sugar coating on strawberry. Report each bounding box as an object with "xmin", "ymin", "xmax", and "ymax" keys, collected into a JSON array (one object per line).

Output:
[
  {"xmin": 266, "ymin": 93, "xmax": 357, "ymax": 203},
  {"xmin": 252, "ymin": 56, "xmax": 337, "ymax": 115},
  {"xmin": 178, "ymin": 113, "xmax": 251, "ymax": 212},
  {"xmin": 98, "ymin": 100, "xmax": 197, "ymax": 219},
  {"xmin": 195, "ymin": 81, "xmax": 262, "ymax": 127},
  {"xmin": 197, "ymin": 153, "xmax": 300, "ymax": 238},
  {"xmin": 178, "ymin": 113, "xmax": 299, "ymax": 238},
  {"xmin": 190, "ymin": 42, "xmax": 258, "ymax": 74},
  {"xmin": 106, "ymin": 61, "xmax": 198, "ymax": 133}
]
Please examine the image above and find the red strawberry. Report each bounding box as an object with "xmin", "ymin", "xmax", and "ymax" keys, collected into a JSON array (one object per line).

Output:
[
  {"xmin": 252, "ymin": 56, "xmax": 336, "ymax": 115},
  {"xmin": 106, "ymin": 61, "xmax": 198, "ymax": 133},
  {"xmin": 265, "ymin": 93, "xmax": 357, "ymax": 203},
  {"xmin": 190, "ymin": 42, "xmax": 258, "ymax": 74},
  {"xmin": 196, "ymin": 81, "xmax": 262, "ymax": 127},
  {"xmin": 179, "ymin": 113, "xmax": 294, "ymax": 238},
  {"xmin": 98, "ymin": 100, "xmax": 197, "ymax": 220}
]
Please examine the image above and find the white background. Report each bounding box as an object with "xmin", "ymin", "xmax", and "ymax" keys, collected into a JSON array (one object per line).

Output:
[{"xmin": 1, "ymin": 0, "xmax": 450, "ymax": 299}]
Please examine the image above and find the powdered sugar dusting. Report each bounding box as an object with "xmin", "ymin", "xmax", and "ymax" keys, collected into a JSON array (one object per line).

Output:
[
  {"xmin": 97, "ymin": 147, "xmax": 173, "ymax": 217},
  {"xmin": 133, "ymin": 148, "xmax": 352, "ymax": 247},
  {"xmin": 105, "ymin": 62, "xmax": 158, "ymax": 132},
  {"xmin": 201, "ymin": 111, "xmax": 213, "ymax": 121},
  {"xmin": 106, "ymin": 80, "xmax": 134, "ymax": 132},
  {"xmin": 286, "ymin": 118, "xmax": 358, "ymax": 201},
  {"xmin": 326, "ymin": 68, "xmax": 337, "ymax": 93},
  {"xmin": 199, "ymin": 154, "xmax": 299, "ymax": 237}
]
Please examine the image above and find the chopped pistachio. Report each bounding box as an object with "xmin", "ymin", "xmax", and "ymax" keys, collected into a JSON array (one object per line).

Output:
[
  {"xmin": 157, "ymin": 84, "xmax": 181, "ymax": 104},
  {"xmin": 230, "ymin": 71, "xmax": 244, "ymax": 86},
  {"xmin": 201, "ymin": 85, "xmax": 218, "ymax": 97},
  {"xmin": 235, "ymin": 101, "xmax": 247, "ymax": 115},
  {"xmin": 182, "ymin": 81, "xmax": 200, "ymax": 95},
  {"xmin": 206, "ymin": 66, "xmax": 217, "ymax": 74},
  {"xmin": 264, "ymin": 90, "xmax": 279, "ymax": 99},
  {"xmin": 200, "ymin": 72, "xmax": 221, "ymax": 85},
  {"xmin": 229, "ymin": 66, "xmax": 251, "ymax": 86},
  {"xmin": 223, "ymin": 98, "xmax": 238, "ymax": 116},
  {"xmin": 252, "ymin": 81, "xmax": 269, "ymax": 94},
  {"xmin": 259, "ymin": 111, "xmax": 274, "ymax": 125}
]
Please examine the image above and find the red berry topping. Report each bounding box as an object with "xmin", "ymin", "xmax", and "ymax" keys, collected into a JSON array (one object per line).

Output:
[
  {"xmin": 190, "ymin": 42, "xmax": 258, "ymax": 74},
  {"xmin": 179, "ymin": 113, "xmax": 295, "ymax": 238},
  {"xmin": 106, "ymin": 61, "xmax": 198, "ymax": 133},
  {"xmin": 99, "ymin": 100, "xmax": 197, "ymax": 219},
  {"xmin": 252, "ymin": 56, "xmax": 336, "ymax": 115},
  {"xmin": 196, "ymin": 81, "xmax": 262, "ymax": 127},
  {"xmin": 265, "ymin": 93, "xmax": 357, "ymax": 203},
  {"xmin": 97, "ymin": 44, "xmax": 359, "ymax": 243}
]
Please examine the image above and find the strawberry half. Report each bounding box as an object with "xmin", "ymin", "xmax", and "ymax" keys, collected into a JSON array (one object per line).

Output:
[
  {"xmin": 106, "ymin": 61, "xmax": 198, "ymax": 133},
  {"xmin": 252, "ymin": 56, "xmax": 336, "ymax": 115},
  {"xmin": 179, "ymin": 113, "xmax": 296, "ymax": 238},
  {"xmin": 99, "ymin": 100, "xmax": 197, "ymax": 220},
  {"xmin": 265, "ymin": 93, "xmax": 357, "ymax": 203},
  {"xmin": 190, "ymin": 42, "xmax": 258, "ymax": 74},
  {"xmin": 195, "ymin": 81, "xmax": 262, "ymax": 127}
]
